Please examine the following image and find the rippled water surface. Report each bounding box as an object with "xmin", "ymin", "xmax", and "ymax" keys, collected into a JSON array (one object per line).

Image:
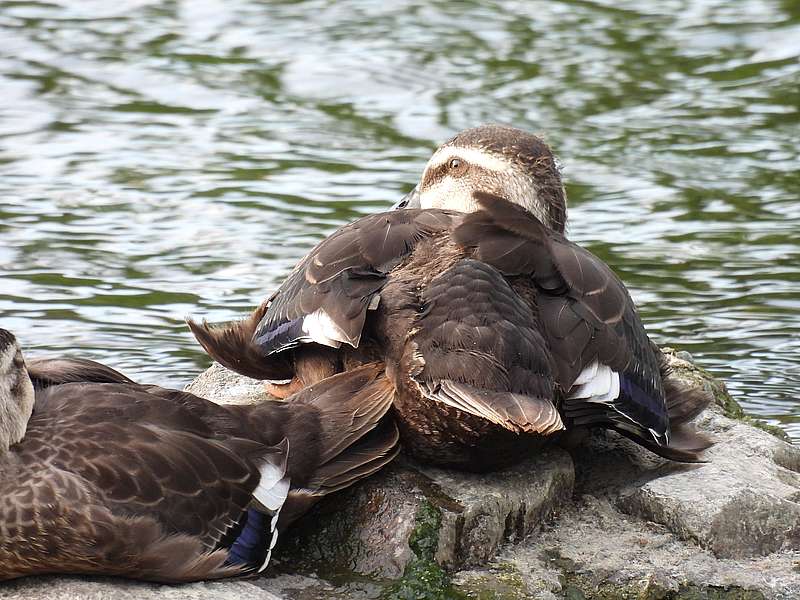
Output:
[{"xmin": 1, "ymin": 0, "xmax": 798, "ymax": 439}]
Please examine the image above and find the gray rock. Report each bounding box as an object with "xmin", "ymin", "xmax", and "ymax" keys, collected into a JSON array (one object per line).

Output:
[
  {"xmin": 185, "ymin": 362, "xmax": 270, "ymax": 405},
  {"xmin": 0, "ymin": 576, "xmax": 283, "ymax": 600},
  {"xmin": 616, "ymin": 409, "xmax": 800, "ymax": 559},
  {"xmin": 278, "ymin": 449, "xmax": 573, "ymax": 578},
  {"xmin": 461, "ymin": 494, "xmax": 800, "ymax": 600},
  {"xmin": 423, "ymin": 451, "xmax": 574, "ymax": 570}
]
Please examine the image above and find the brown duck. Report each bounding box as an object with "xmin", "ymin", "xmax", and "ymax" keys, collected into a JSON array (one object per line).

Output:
[
  {"xmin": 189, "ymin": 125, "xmax": 711, "ymax": 471},
  {"xmin": 0, "ymin": 328, "xmax": 398, "ymax": 582}
]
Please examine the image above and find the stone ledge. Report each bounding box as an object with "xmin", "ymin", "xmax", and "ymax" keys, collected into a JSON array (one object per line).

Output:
[
  {"xmin": 615, "ymin": 410, "xmax": 800, "ymax": 559},
  {"xmin": 0, "ymin": 576, "xmax": 282, "ymax": 600},
  {"xmin": 276, "ymin": 449, "xmax": 574, "ymax": 579}
]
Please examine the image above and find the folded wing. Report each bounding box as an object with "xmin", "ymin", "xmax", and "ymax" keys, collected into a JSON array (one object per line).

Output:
[
  {"xmin": 453, "ymin": 192, "xmax": 676, "ymax": 453},
  {"xmin": 404, "ymin": 258, "xmax": 563, "ymax": 436},
  {"xmin": 253, "ymin": 210, "xmax": 459, "ymax": 356}
]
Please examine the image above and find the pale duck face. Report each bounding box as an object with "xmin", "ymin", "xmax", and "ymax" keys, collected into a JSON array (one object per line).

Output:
[
  {"xmin": 398, "ymin": 125, "xmax": 568, "ymax": 233},
  {"xmin": 0, "ymin": 329, "xmax": 35, "ymax": 453}
]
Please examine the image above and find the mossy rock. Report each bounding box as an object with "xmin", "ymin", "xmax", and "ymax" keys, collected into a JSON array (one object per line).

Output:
[
  {"xmin": 380, "ymin": 501, "xmax": 464, "ymax": 600},
  {"xmin": 549, "ymin": 546, "xmax": 768, "ymax": 600},
  {"xmin": 450, "ymin": 562, "xmax": 531, "ymax": 600}
]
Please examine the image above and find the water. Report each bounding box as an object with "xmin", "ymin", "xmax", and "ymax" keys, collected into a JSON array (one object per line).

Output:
[{"xmin": 0, "ymin": 0, "xmax": 798, "ymax": 439}]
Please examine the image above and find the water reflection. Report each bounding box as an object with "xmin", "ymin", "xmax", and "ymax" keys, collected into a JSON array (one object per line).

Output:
[{"xmin": 0, "ymin": 0, "xmax": 797, "ymax": 438}]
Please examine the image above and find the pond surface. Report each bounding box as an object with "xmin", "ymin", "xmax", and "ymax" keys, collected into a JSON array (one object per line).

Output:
[{"xmin": 0, "ymin": 0, "xmax": 798, "ymax": 439}]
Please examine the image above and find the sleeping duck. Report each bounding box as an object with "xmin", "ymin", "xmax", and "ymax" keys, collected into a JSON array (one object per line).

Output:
[
  {"xmin": 189, "ymin": 125, "xmax": 711, "ymax": 471},
  {"xmin": 0, "ymin": 328, "xmax": 398, "ymax": 582}
]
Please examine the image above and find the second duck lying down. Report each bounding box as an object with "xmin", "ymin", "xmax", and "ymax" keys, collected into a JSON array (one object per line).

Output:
[
  {"xmin": 189, "ymin": 125, "xmax": 712, "ymax": 471},
  {"xmin": 0, "ymin": 328, "xmax": 398, "ymax": 583}
]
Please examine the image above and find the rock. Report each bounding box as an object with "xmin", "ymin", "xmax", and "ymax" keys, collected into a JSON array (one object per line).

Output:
[
  {"xmin": 277, "ymin": 449, "xmax": 574, "ymax": 578},
  {"xmin": 185, "ymin": 363, "xmax": 268, "ymax": 405},
  {"xmin": 4, "ymin": 352, "xmax": 798, "ymax": 600},
  {"xmin": 451, "ymin": 562, "xmax": 538, "ymax": 600},
  {"xmin": 615, "ymin": 352, "xmax": 800, "ymax": 560},
  {"xmin": 616, "ymin": 410, "xmax": 800, "ymax": 559},
  {"xmin": 0, "ymin": 576, "xmax": 283, "ymax": 600},
  {"xmin": 464, "ymin": 494, "xmax": 800, "ymax": 600}
]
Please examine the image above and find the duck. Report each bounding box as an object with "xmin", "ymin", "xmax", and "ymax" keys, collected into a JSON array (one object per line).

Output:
[
  {"xmin": 188, "ymin": 124, "xmax": 711, "ymax": 471},
  {"xmin": 0, "ymin": 327, "xmax": 398, "ymax": 582}
]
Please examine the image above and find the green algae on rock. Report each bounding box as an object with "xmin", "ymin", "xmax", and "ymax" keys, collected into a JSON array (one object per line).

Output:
[{"xmin": 380, "ymin": 500, "xmax": 461, "ymax": 600}]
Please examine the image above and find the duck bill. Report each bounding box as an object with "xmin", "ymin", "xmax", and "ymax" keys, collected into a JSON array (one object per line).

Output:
[{"xmin": 392, "ymin": 185, "xmax": 421, "ymax": 209}]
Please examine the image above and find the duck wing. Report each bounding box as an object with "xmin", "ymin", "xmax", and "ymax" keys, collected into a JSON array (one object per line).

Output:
[
  {"xmin": 401, "ymin": 258, "xmax": 563, "ymax": 436},
  {"xmin": 266, "ymin": 363, "xmax": 400, "ymax": 525},
  {"xmin": 254, "ymin": 209, "xmax": 458, "ymax": 354},
  {"xmin": 28, "ymin": 383, "xmax": 274, "ymax": 552},
  {"xmin": 187, "ymin": 209, "xmax": 457, "ymax": 380},
  {"xmin": 152, "ymin": 364, "xmax": 399, "ymax": 538},
  {"xmin": 25, "ymin": 356, "xmax": 134, "ymax": 389},
  {"xmin": 453, "ymin": 192, "xmax": 676, "ymax": 453},
  {"xmin": 0, "ymin": 457, "xmax": 244, "ymax": 583}
]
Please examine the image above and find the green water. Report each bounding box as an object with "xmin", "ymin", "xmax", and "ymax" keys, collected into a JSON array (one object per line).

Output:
[{"xmin": 0, "ymin": 0, "xmax": 798, "ymax": 439}]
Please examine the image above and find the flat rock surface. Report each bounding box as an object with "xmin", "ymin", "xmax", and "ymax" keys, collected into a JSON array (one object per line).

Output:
[
  {"xmin": 3, "ymin": 355, "xmax": 799, "ymax": 599},
  {"xmin": 455, "ymin": 494, "xmax": 800, "ymax": 600},
  {"xmin": 0, "ymin": 577, "xmax": 283, "ymax": 600},
  {"xmin": 616, "ymin": 410, "xmax": 800, "ymax": 559}
]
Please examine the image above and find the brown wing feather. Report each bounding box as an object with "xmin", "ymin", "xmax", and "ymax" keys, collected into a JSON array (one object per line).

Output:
[
  {"xmin": 25, "ymin": 356, "xmax": 134, "ymax": 389},
  {"xmin": 252, "ymin": 209, "xmax": 460, "ymax": 355},
  {"xmin": 256, "ymin": 364, "xmax": 401, "ymax": 526},
  {"xmin": 454, "ymin": 192, "xmax": 673, "ymax": 451},
  {"xmin": 454, "ymin": 192, "xmax": 655, "ymax": 387},
  {"xmin": 406, "ymin": 258, "xmax": 562, "ymax": 435},
  {"xmin": 306, "ymin": 420, "xmax": 400, "ymax": 493},
  {"xmin": 0, "ymin": 460, "xmax": 240, "ymax": 582},
  {"xmin": 26, "ymin": 384, "xmax": 264, "ymax": 550}
]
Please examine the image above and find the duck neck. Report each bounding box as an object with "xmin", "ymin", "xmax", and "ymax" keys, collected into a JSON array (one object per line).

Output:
[{"xmin": 0, "ymin": 374, "xmax": 34, "ymax": 454}]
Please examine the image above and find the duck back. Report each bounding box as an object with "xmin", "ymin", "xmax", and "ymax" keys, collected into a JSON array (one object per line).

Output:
[{"xmin": 0, "ymin": 358, "xmax": 398, "ymax": 582}]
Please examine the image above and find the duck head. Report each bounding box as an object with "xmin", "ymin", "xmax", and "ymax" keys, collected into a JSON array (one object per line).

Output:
[
  {"xmin": 397, "ymin": 124, "xmax": 567, "ymax": 233},
  {"xmin": 0, "ymin": 329, "xmax": 35, "ymax": 453}
]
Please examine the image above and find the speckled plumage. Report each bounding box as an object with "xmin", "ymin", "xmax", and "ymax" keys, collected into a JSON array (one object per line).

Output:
[
  {"xmin": 0, "ymin": 332, "xmax": 398, "ymax": 582},
  {"xmin": 191, "ymin": 193, "xmax": 710, "ymax": 469},
  {"xmin": 189, "ymin": 126, "xmax": 711, "ymax": 470}
]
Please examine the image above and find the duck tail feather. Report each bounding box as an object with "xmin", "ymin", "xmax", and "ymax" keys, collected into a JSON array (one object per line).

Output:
[
  {"xmin": 307, "ymin": 419, "xmax": 400, "ymax": 494},
  {"xmin": 569, "ymin": 400, "xmax": 713, "ymax": 463},
  {"xmin": 613, "ymin": 422, "xmax": 713, "ymax": 463},
  {"xmin": 112, "ymin": 516, "xmax": 245, "ymax": 583},
  {"xmin": 274, "ymin": 423, "xmax": 398, "ymax": 530},
  {"xmin": 186, "ymin": 303, "xmax": 292, "ymax": 381},
  {"xmin": 664, "ymin": 377, "xmax": 713, "ymax": 426},
  {"xmin": 277, "ymin": 364, "xmax": 399, "ymax": 525},
  {"xmin": 655, "ymin": 348, "xmax": 713, "ymax": 426},
  {"xmin": 290, "ymin": 362, "xmax": 397, "ymax": 464},
  {"xmin": 136, "ymin": 537, "xmax": 243, "ymax": 583}
]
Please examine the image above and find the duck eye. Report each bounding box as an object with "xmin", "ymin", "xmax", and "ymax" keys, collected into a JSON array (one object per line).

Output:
[{"xmin": 448, "ymin": 158, "xmax": 462, "ymax": 170}]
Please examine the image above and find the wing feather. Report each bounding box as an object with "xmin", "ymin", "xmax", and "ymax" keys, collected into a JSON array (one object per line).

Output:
[
  {"xmin": 454, "ymin": 192, "xmax": 670, "ymax": 444},
  {"xmin": 27, "ymin": 383, "xmax": 265, "ymax": 550},
  {"xmin": 406, "ymin": 258, "xmax": 561, "ymax": 436},
  {"xmin": 253, "ymin": 209, "xmax": 459, "ymax": 356}
]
